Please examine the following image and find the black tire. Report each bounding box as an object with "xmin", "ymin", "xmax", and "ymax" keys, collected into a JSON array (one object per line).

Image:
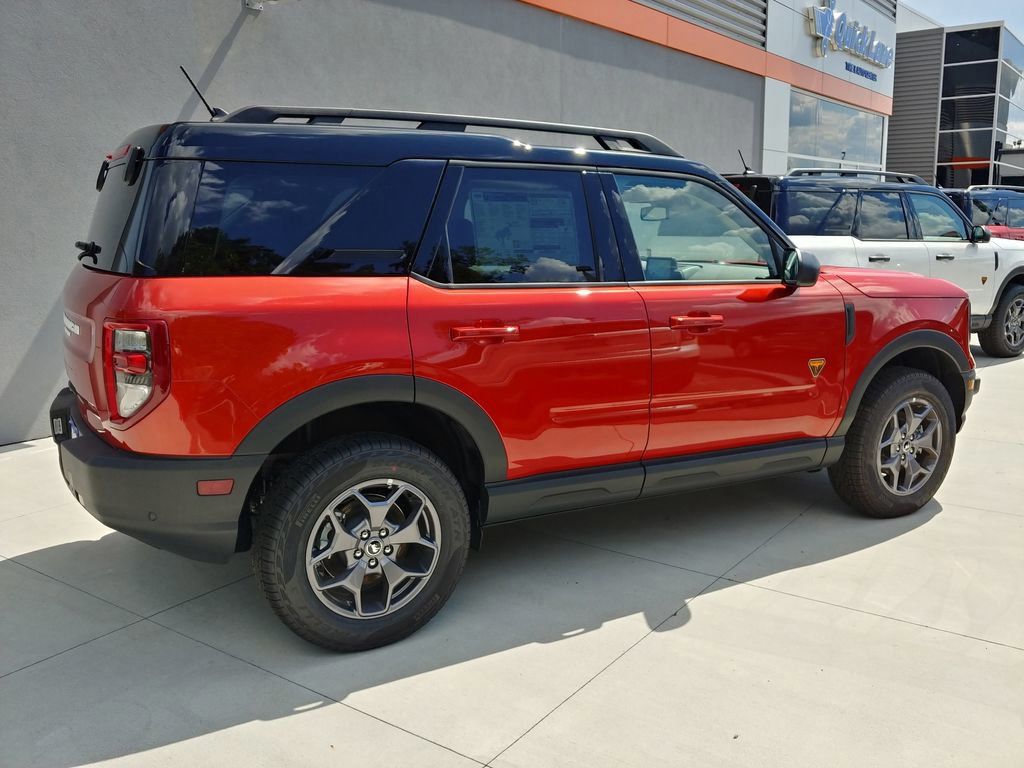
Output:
[
  {"xmin": 828, "ymin": 367, "xmax": 956, "ymax": 518},
  {"xmin": 254, "ymin": 434, "xmax": 470, "ymax": 651},
  {"xmin": 978, "ymin": 284, "xmax": 1024, "ymax": 358}
]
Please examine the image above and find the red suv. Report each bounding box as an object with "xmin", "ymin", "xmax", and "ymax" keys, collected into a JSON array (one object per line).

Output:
[{"xmin": 52, "ymin": 107, "xmax": 979, "ymax": 651}]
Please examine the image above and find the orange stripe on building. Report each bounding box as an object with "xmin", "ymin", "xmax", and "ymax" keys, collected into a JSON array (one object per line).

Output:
[{"xmin": 516, "ymin": 0, "xmax": 892, "ymax": 116}]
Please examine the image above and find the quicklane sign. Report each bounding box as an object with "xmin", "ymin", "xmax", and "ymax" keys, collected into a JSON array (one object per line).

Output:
[{"xmin": 807, "ymin": 0, "xmax": 894, "ymax": 68}]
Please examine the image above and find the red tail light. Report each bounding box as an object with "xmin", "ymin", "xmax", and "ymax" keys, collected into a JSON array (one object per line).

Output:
[{"xmin": 102, "ymin": 320, "xmax": 170, "ymax": 425}]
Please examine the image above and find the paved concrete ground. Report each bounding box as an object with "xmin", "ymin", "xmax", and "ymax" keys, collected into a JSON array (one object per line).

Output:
[{"xmin": 1, "ymin": 347, "xmax": 1022, "ymax": 767}]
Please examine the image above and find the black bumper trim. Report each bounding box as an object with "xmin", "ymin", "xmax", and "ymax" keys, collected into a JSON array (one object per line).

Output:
[{"xmin": 51, "ymin": 388, "xmax": 265, "ymax": 563}]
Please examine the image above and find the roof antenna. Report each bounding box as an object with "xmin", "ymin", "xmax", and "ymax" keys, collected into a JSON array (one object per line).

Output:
[
  {"xmin": 179, "ymin": 66, "xmax": 227, "ymax": 120},
  {"xmin": 738, "ymin": 149, "xmax": 753, "ymax": 175}
]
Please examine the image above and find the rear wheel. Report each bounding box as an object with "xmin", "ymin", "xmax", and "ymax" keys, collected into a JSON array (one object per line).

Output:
[
  {"xmin": 829, "ymin": 367, "xmax": 955, "ymax": 518},
  {"xmin": 978, "ymin": 284, "xmax": 1024, "ymax": 357},
  {"xmin": 254, "ymin": 434, "xmax": 470, "ymax": 651}
]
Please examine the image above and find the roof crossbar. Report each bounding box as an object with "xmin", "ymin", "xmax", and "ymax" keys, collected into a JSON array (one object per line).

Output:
[
  {"xmin": 787, "ymin": 168, "xmax": 926, "ymax": 184},
  {"xmin": 222, "ymin": 105, "xmax": 682, "ymax": 157}
]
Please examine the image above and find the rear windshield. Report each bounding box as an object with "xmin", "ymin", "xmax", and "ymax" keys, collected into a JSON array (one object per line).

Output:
[
  {"xmin": 85, "ymin": 159, "xmax": 147, "ymax": 272},
  {"xmin": 137, "ymin": 159, "xmax": 443, "ymax": 277},
  {"xmin": 781, "ymin": 189, "xmax": 856, "ymax": 236}
]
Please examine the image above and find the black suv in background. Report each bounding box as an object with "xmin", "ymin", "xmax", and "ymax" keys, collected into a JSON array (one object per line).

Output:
[{"xmin": 944, "ymin": 186, "xmax": 1024, "ymax": 241}]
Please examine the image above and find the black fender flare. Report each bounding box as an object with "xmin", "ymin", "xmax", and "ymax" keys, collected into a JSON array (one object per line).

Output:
[
  {"xmin": 833, "ymin": 329, "xmax": 970, "ymax": 437},
  {"xmin": 234, "ymin": 374, "xmax": 508, "ymax": 483},
  {"xmin": 992, "ymin": 265, "xmax": 1024, "ymax": 311}
]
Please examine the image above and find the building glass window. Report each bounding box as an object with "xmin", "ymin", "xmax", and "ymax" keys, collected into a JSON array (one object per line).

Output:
[
  {"xmin": 936, "ymin": 164, "xmax": 992, "ymax": 188},
  {"xmin": 944, "ymin": 27, "xmax": 1000, "ymax": 64},
  {"xmin": 1000, "ymin": 65, "xmax": 1024, "ymax": 111},
  {"xmin": 788, "ymin": 91, "xmax": 884, "ymax": 169},
  {"xmin": 1003, "ymin": 31, "xmax": 1024, "ymax": 79},
  {"xmin": 942, "ymin": 62, "xmax": 998, "ymax": 97},
  {"xmin": 940, "ymin": 97, "xmax": 996, "ymax": 131},
  {"xmin": 936, "ymin": 130, "xmax": 993, "ymax": 164},
  {"xmin": 996, "ymin": 101, "xmax": 1024, "ymax": 136}
]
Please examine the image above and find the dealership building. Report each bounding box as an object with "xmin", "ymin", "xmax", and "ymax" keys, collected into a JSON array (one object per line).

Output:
[
  {"xmin": 888, "ymin": 19, "xmax": 1024, "ymax": 187},
  {"xmin": 0, "ymin": 0, "xmax": 899, "ymax": 444}
]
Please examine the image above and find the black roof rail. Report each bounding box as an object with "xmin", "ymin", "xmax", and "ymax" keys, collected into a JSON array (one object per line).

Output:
[
  {"xmin": 967, "ymin": 184, "xmax": 1024, "ymax": 192},
  {"xmin": 786, "ymin": 167, "xmax": 927, "ymax": 184},
  {"xmin": 221, "ymin": 105, "xmax": 682, "ymax": 157}
]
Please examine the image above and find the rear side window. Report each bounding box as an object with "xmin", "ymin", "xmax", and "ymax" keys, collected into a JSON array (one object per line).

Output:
[
  {"xmin": 856, "ymin": 192, "xmax": 909, "ymax": 240},
  {"xmin": 137, "ymin": 160, "xmax": 442, "ymax": 276},
  {"xmin": 443, "ymin": 167, "xmax": 597, "ymax": 284},
  {"xmin": 782, "ymin": 190, "xmax": 856, "ymax": 236}
]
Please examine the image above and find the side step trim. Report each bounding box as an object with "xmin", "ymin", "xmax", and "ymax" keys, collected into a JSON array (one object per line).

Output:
[{"xmin": 483, "ymin": 438, "xmax": 845, "ymax": 525}]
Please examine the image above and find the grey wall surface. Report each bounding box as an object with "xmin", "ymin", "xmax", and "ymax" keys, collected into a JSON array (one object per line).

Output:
[
  {"xmin": 886, "ymin": 28, "xmax": 944, "ymax": 183},
  {"xmin": 0, "ymin": 0, "xmax": 764, "ymax": 445}
]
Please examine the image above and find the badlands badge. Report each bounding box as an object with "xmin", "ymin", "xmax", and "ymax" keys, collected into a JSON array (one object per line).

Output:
[{"xmin": 808, "ymin": 358, "xmax": 826, "ymax": 378}]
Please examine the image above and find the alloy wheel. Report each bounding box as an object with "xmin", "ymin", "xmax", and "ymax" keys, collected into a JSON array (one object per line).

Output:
[
  {"xmin": 876, "ymin": 396, "xmax": 942, "ymax": 496},
  {"xmin": 1004, "ymin": 297, "xmax": 1024, "ymax": 349},
  {"xmin": 305, "ymin": 479, "xmax": 441, "ymax": 619}
]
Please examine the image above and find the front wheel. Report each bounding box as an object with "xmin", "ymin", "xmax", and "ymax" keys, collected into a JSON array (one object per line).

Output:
[
  {"xmin": 829, "ymin": 367, "xmax": 956, "ymax": 518},
  {"xmin": 978, "ymin": 284, "xmax": 1024, "ymax": 357},
  {"xmin": 254, "ymin": 434, "xmax": 470, "ymax": 651}
]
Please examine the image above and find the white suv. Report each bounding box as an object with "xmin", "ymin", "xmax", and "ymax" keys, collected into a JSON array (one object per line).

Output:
[{"xmin": 728, "ymin": 169, "xmax": 1024, "ymax": 357}]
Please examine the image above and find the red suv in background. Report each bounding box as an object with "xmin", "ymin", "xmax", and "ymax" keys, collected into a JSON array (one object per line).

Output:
[{"xmin": 52, "ymin": 107, "xmax": 979, "ymax": 651}]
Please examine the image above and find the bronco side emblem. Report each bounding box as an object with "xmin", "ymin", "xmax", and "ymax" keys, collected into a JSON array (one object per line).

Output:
[{"xmin": 808, "ymin": 358, "xmax": 826, "ymax": 378}]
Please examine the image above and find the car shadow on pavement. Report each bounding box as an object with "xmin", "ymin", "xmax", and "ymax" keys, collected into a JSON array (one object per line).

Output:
[
  {"xmin": 0, "ymin": 471, "xmax": 940, "ymax": 767},
  {"xmin": 970, "ymin": 345, "xmax": 1022, "ymax": 369}
]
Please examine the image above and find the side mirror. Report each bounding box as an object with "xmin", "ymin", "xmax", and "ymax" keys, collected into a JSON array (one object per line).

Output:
[
  {"xmin": 971, "ymin": 224, "xmax": 991, "ymax": 243},
  {"xmin": 782, "ymin": 248, "xmax": 820, "ymax": 288},
  {"xmin": 640, "ymin": 205, "xmax": 669, "ymax": 222}
]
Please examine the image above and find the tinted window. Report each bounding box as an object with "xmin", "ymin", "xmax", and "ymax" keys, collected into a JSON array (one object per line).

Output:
[
  {"xmin": 154, "ymin": 162, "xmax": 375, "ymax": 276},
  {"xmin": 945, "ymin": 27, "xmax": 1000, "ymax": 64},
  {"xmin": 445, "ymin": 168, "xmax": 596, "ymax": 284},
  {"xmin": 1008, "ymin": 200, "xmax": 1024, "ymax": 227},
  {"xmin": 936, "ymin": 129, "xmax": 993, "ymax": 164},
  {"xmin": 940, "ymin": 97, "xmax": 996, "ymax": 131},
  {"xmin": 782, "ymin": 190, "xmax": 855, "ymax": 236},
  {"xmin": 908, "ymin": 193, "xmax": 969, "ymax": 240},
  {"xmin": 857, "ymin": 192, "xmax": 909, "ymax": 239},
  {"xmin": 282, "ymin": 160, "xmax": 444, "ymax": 277},
  {"xmin": 936, "ymin": 164, "xmax": 991, "ymax": 187},
  {"xmin": 613, "ymin": 174, "xmax": 776, "ymax": 281},
  {"xmin": 85, "ymin": 158, "xmax": 148, "ymax": 273},
  {"xmin": 941, "ymin": 62, "xmax": 998, "ymax": 97}
]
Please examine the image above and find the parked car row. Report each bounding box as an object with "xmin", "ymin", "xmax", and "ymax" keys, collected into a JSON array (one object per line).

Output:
[
  {"xmin": 54, "ymin": 108, "xmax": 981, "ymax": 651},
  {"xmin": 727, "ymin": 170, "xmax": 1024, "ymax": 358}
]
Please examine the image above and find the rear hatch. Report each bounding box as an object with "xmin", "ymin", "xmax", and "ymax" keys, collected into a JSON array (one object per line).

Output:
[{"xmin": 63, "ymin": 126, "xmax": 164, "ymax": 417}]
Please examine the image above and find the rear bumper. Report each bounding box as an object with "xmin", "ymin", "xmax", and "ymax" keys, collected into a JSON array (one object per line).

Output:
[{"xmin": 50, "ymin": 388, "xmax": 264, "ymax": 563}]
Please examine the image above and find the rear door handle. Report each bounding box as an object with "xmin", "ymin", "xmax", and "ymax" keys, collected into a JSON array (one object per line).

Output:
[
  {"xmin": 451, "ymin": 325, "xmax": 520, "ymax": 342},
  {"xmin": 669, "ymin": 314, "xmax": 725, "ymax": 332},
  {"xmin": 935, "ymin": 253, "xmax": 955, "ymax": 261},
  {"xmin": 868, "ymin": 254, "xmax": 891, "ymax": 263}
]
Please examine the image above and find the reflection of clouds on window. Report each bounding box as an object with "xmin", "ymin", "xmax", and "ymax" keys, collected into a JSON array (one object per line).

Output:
[
  {"xmin": 788, "ymin": 91, "xmax": 884, "ymax": 166},
  {"xmin": 620, "ymin": 184, "xmax": 687, "ymax": 205}
]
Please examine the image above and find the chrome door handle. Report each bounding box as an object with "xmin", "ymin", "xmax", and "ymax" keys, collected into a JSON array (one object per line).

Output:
[
  {"xmin": 868, "ymin": 255, "xmax": 891, "ymax": 262},
  {"xmin": 935, "ymin": 253, "xmax": 955, "ymax": 261},
  {"xmin": 451, "ymin": 325, "xmax": 520, "ymax": 342}
]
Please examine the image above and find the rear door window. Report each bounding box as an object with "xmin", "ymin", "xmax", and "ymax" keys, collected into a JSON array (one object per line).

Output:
[
  {"xmin": 441, "ymin": 167, "xmax": 597, "ymax": 284},
  {"xmin": 856, "ymin": 192, "xmax": 910, "ymax": 240},
  {"xmin": 782, "ymin": 190, "xmax": 856, "ymax": 236}
]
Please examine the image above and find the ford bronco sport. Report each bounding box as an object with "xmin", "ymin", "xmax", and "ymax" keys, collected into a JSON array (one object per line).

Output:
[
  {"xmin": 52, "ymin": 108, "xmax": 979, "ymax": 651},
  {"xmin": 727, "ymin": 169, "xmax": 1024, "ymax": 358}
]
